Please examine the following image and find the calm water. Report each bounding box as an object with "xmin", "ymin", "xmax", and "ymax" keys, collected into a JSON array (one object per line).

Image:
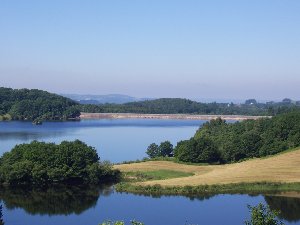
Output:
[
  {"xmin": 0, "ymin": 119, "xmax": 203, "ymax": 163},
  {"xmin": 0, "ymin": 119, "xmax": 300, "ymax": 225}
]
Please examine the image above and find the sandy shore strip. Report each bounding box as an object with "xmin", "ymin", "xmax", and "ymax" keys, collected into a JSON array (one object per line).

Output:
[{"xmin": 80, "ymin": 113, "xmax": 270, "ymax": 121}]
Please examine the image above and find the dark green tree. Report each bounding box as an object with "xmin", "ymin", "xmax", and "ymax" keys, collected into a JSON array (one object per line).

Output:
[
  {"xmin": 146, "ymin": 143, "xmax": 159, "ymax": 158},
  {"xmin": 158, "ymin": 141, "xmax": 173, "ymax": 157}
]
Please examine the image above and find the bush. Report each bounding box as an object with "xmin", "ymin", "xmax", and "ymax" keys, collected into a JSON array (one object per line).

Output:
[{"xmin": 245, "ymin": 203, "xmax": 284, "ymax": 225}]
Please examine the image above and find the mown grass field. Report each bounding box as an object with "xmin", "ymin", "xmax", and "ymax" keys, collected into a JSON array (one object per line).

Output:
[{"xmin": 114, "ymin": 148, "xmax": 300, "ymax": 187}]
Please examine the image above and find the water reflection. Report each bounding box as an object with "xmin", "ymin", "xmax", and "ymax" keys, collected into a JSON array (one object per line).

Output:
[
  {"xmin": 265, "ymin": 194, "xmax": 300, "ymax": 222},
  {"xmin": 0, "ymin": 131, "xmax": 65, "ymax": 141},
  {"xmin": 118, "ymin": 191, "xmax": 300, "ymax": 223},
  {"xmin": 0, "ymin": 187, "xmax": 300, "ymax": 224},
  {"xmin": 0, "ymin": 185, "xmax": 113, "ymax": 216}
]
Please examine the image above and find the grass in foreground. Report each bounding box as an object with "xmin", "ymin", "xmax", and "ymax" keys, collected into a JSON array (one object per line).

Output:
[{"xmin": 123, "ymin": 170, "xmax": 194, "ymax": 182}]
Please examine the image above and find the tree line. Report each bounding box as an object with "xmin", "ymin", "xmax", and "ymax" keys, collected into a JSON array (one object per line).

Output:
[
  {"xmin": 146, "ymin": 110, "xmax": 300, "ymax": 164},
  {"xmin": 1, "ymin": 87, "xmax": 300, "ymax": 122},
  {"xmin": 80, "ymin": 98, "xmax": 300, "ymax": 116}
]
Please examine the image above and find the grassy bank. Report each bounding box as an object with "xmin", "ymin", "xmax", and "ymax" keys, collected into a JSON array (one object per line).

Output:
[
  {"xmin": 115, "ymin": 148, "xmax": 300, "ymax": 187},
  {"xmin": 115, "ymin": 182, "xmax": 300, "ymax": 196},
  {"xmin": 114, "ymin": 148, "xmax": 300, "ymax": 195}
]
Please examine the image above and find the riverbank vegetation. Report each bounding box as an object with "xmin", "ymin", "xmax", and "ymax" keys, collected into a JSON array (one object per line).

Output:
[
  {"xmin": 0, "ymin": 140, "xmax": 120, "ymax": 186},
  {"xmin": 0, "ymin": 87, "xmax": 80, "ymax": 122},
  {"xmin": 115, "ymin": 182, "xmax": 300, "ymax": 197},
  {"xmin": 142, "ymin": 110, "xmax": 300, "ymax": 165}
]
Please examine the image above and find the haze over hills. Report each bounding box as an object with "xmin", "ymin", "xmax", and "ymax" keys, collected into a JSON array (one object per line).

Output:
[
  {"xmin": 61, "ymin": 93, "xmax": 300, "ymax": 105},
  {"xmin": 61, "ymin": 94, "xmax": 154, "ymax": 104}
]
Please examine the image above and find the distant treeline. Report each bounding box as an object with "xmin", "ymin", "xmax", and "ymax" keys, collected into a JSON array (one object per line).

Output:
[
  {"xmin": 0, "ymin": 87, "xmax": 80, "ymax": 121},
  {"xmin": 79, "ymin": 98, "xmax": 300, "ymax": 116},
  {"xmin": 1, "ymin": 87, "xmax": 300, "ymax": 122},
  {"xmin": 173, "ymin": 110, "xmax": 300, "ymax": 164}
]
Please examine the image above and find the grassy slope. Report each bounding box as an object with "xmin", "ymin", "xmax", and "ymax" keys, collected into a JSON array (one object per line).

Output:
[
  {"xmin": 114, "ymin": 148, "xmax": 300, "ymax": 187},
  {"xmin": 123, "ymin": 170, "xmax": 194, "ymax": 182}
]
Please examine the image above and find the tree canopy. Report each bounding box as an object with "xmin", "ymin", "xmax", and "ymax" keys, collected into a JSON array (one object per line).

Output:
[
  {"xmin": 174, "ymin": 110, "xmax": 300, "ymax": 164},
  {"xmin": 146, "ymin": 141, "xmax": 174, "ymax": 158},
  {"xmin": 0, "ymin": 140, "xmax": 120, "ymax": 186},
  {"xmin": 0, "ymin": 87, "xmax": 80, "ymax": 121}
]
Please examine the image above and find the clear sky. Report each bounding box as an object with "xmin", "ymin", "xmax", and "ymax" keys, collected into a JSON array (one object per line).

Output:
[{"xmin": 0, "ymin": 0, "xmax": 299, "ymax": 101}]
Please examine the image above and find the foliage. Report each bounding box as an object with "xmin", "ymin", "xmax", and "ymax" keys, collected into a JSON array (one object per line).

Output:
[
  {"xmin": 245, "ymin": 203, "xmax": 284, "ymax": 225},
  {"xmin": 0, "ymin": 87, "xmax": 80, "ymax": 121},
  {"xmin": 79, "ymin": 98, "xmax": 300, "ymax": 116},
  {"xmin": 116, "ymin": 182, "xmax": 300, "ymax": 196},
  {"xmin": 146, "ymin": 141, "xmax": 173, "ymax": 158},
  {"xmin": 146, "ymin": 143, "xmax": 159, "ymax": 158},
  {"xmin": 173, "ymin": 111, "xmax": 300, "ymax": 163},
  {"xmin": 174, "ymin": 137, "xmax": 220, "ymax": 163},
  {"xmin": 0, "ymin": 140, "xmax": 120, "ymax": 186}
]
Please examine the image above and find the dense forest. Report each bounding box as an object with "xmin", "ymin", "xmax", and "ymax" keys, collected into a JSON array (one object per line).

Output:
[
  {"xmin": 0, "ymin": 140, "xmax": 120, "ymax": 186},
  {"xmin": 0, "ymin": 87, "xmax": 80, "ymax": 121},
  {"xmin": 173, "ymin": 110, "xmax": 300, "ymax": 164},
  {"xmin": 80, "ymin": 98, "xmax": 300, "ymax": 116}
]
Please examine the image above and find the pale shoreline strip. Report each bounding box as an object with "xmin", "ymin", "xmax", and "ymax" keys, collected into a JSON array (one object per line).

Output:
[{"xmin": 80, "ymin": 113, "xmax": 270, "ymax": 121}]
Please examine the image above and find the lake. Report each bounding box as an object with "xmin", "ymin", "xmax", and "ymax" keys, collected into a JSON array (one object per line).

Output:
[
  {"xmin": 0, "ymin": 119, "xmax": 203, "ymax": 163},
  {"xmin": 0, "ymin": 119, "xmax": 300, "ymax": 225}
]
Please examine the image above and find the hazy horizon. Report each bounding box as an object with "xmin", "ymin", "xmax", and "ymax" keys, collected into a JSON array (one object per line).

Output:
[{"xmin": 1, "ymin": 1, "xmax": 299, "ymax": 100}]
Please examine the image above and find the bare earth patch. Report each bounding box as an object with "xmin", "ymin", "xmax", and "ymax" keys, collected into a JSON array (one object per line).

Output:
[{"xmin": 114, "ymin": 148, "xmax": 300, "ymax": 187}]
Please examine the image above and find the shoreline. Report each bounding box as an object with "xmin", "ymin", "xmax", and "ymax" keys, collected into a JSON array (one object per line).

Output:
[
  {"xmin": 115, "ymin": 182, "xmax": 300, "ymax": 196},
  {"xmin": 80, "ymin": 113, "xmax": 270, "ymax": 121},
  {"xmin": 114, "ymin": 148, "xmax": 300, "ymax": 195}
]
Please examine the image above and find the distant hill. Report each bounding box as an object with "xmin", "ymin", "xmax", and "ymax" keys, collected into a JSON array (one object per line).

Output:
[
  {"xmin": 79, "ymin": 97, "xmax": 300, "ymax": 116},
  {"xmin": 0, "ymin": 87, "xmax": 80, "ymax": 121},
  {"xmin": 61, "ymin": 94, "xmax": 153, "ymax": 104}
]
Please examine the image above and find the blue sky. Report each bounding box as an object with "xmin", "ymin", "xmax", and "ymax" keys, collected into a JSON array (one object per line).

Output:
[{"xmin": 0, "ymin": 0, "xmax": 300, "ymax": 101}]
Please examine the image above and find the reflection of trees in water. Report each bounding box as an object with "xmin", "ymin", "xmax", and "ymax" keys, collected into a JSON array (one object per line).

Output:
[
  {"xmin": 0, "ymin": 131, "xmax": 65, "ymax": 141},
  {"xmin": 0, "ymin": 185, "xmax": 114, "ymax": 216},
  {"xmin": 125, "ymin": 192, "xmax": 215, "ymax": 201},
  {"xmin": 264, "ymin": 195, "xmax": 300, "ymax": 222}
]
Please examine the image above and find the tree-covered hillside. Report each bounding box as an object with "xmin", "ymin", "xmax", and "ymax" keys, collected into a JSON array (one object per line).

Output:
[
  {"xmin": 174, "ymin": 110, "xmax": 300, "ymax": 164},
  {"xmin": 80, "ymin": 98, "xmax": 300, "ymax": 116},
  {"xmin": 0, "ymin": 87, "xmax": 80, "ymax": 121},
  {"xmin": 1, "ymin": 87, "xmax": 299, "ymax": 121}
]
